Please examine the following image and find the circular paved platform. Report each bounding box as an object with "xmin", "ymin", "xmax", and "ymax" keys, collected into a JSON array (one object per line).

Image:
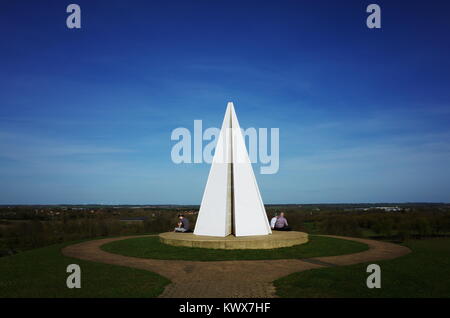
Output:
[
  {"xmin": 159, "ymin": 231, "xmax": 308, "ymax": 250},
  {"xmin": 63, "ymin": 234, "xmax": 411, "ymax": 297}
]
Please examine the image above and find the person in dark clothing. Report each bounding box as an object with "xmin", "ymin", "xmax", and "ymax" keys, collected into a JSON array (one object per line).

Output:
[{"xmin": 174, "ymin": 214, "xmax": 190, "ymax": 233}]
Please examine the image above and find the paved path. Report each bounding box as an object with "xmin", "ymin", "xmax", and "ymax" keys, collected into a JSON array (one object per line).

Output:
[{"xmin": 62, "ymin": 235, "xmax": 410, "ymax": 298}]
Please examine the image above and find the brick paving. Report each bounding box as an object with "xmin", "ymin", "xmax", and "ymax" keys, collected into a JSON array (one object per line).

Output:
[{"xmin": 62, "ymin": 234, "xmax": 410, "ymax": 298}]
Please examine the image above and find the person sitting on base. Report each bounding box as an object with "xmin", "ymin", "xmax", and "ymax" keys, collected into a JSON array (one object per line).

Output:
[
  {"xmin": 174, "ymin": 214, "xmax": 190, "ymax": 233},
  {"xmin": 270, "ymin": 213, "xmax": 278, "ymax": 230},
  {"xmin": 273, "ymin": 212, "xmax": 291, "ymax": 231}
]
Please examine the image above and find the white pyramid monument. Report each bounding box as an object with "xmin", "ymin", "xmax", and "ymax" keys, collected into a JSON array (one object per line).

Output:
[{"xmin": 194, "ymin": 102, "xmax": 272, "ymax": 237}]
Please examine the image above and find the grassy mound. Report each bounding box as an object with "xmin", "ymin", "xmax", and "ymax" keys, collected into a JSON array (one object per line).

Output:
[
  {"xmin": 0, "ymin": 240, "xmax": 170, "ymax": 298},
  {"xmin": 101, "ymin": 235, "xmax": 368, "ymax": 261},
  {"xmin": 274, "ymin": 238, "xmax": 450, "ymax": 298}
]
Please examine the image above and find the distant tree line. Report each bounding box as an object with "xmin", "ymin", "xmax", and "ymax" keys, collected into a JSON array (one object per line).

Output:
[
  {"xmin": 1, "ymin": 204, "xmax": 449, "ymax": 254},
  {"xmin": 266, "ymin": 208, "xmax": 450, "ymax": 241},
  {"xmin": 0, "ymin": 209, "xmax": 191, "ymax": 253}
]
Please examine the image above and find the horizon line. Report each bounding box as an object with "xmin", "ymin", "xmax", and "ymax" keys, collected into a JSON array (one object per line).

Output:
[{"xmin": 1, "ymin": 202, "xmax": 449, "ymax": 206}]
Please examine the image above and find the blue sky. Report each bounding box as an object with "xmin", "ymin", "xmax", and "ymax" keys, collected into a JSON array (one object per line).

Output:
[{"xmin": 1, "ymin": 0, "xmax": 450, "ymax": 204}]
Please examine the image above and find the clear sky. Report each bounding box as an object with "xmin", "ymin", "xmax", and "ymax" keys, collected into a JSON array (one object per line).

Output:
[{"xmin": 1, "ymin": 0, "xmax": 450, "ymax": 204}]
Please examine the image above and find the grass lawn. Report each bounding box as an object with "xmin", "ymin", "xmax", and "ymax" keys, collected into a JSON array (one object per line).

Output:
[
  {"xmin": 0, "ymin": 240, "xmax": 170, "ymax": 298},
  {"xmin": 101, "ymin": 235, "xmax": 368, "ymax": 261},
  {"xmin": 274, "ymin": 237, "xmax": 450, "ymax": 298}
]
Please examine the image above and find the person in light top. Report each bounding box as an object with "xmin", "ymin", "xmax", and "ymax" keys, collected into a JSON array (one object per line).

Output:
[
  {"xmin": 270, "ymin": 213, "xmax": 278, "ymax": 229},
  {"xmin": 273, "ymin": 212, "xmax": 291, "ymax": 231}
]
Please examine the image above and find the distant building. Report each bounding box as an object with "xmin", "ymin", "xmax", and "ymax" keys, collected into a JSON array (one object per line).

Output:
[{"xmin": 359, "ymin": 206, "xmax": 402, "ymax": 212}]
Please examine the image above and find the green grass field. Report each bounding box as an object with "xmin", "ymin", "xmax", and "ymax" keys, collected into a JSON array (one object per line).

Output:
[
  {"xmin": 2, "ymin": 235, "xmax": 448, "ymax": 298},
  {"xmin": 101, "ymin": 235, "xmax": 369, "ymax": 261},
  {"xmin": 0, "ymin": 240, "xmax": 170, "ymax": 298},
  {"xmin": 274, "ymin": 237, "xmax": 450, "ymax": 298}
]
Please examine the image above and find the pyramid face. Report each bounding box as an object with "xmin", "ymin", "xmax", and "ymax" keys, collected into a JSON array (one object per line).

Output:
[{"xmin": 194, "ymin": 102, "xmax": 272, "ymax": 237}]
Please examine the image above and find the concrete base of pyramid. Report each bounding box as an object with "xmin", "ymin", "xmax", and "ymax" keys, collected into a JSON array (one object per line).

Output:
[{"xmin": 159, "ymin": 231, "xmax": 308, "ymax": 250}]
